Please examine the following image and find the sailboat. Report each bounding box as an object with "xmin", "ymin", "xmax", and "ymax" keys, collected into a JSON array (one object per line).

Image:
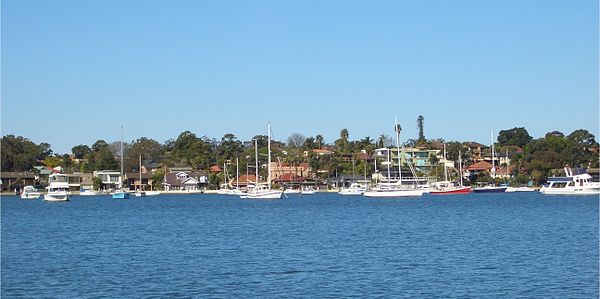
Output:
[
  {"xmin": 339, "ymin": 157, "xmax": 366, "ymax": 195},
  {"xmin": 243, "ymin": 122, "xmax": 283, "ymax": 199},
  {"xmin": 430, "ymin": 144, "xmax": 471, "ymax": 195},
  {"xmin": 112, "ymin": 126, "xmax": 130, "ymax": 199},
  {"xmin": 473, "ymin": 131, "xmax": 507, "ymax": 193},
  {"xmin": 134, "ymin": 155, "xmax": 146, "ymax": 197},
  {"xmin": 363, "ymin": 118, "xmax": 423, "ymax": 198}
]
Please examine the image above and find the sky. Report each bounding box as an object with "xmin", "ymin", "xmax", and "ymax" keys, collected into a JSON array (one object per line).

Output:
[{"xmin": 2, "ymin": 0, "xmax": 598, "ymax": 154}]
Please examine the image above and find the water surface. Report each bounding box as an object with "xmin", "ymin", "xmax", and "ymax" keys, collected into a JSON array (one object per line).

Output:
[{"xmin": 2, "ymin": 193, "xmax": 598, "ymax": 298}]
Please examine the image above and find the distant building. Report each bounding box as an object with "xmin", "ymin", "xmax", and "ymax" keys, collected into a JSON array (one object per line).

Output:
[
  {"xmin": 0, "ymin": 172, "xmax": 36, "ymax": 191},
  {"xmin": 125, "ymin": 172, "xmax": 156, "ymax": 191},
  {"xmin": 94, "ymin": 170, "xmax": 121, "ymax": 190},
  {"xmin": 164, "ymin": 171, "xmax": 208, "ymax": 191}
]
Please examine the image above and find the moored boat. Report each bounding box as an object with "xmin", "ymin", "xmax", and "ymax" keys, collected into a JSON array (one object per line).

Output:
[
  {"xmin": 540, "ymin": 166, "xmax": 600, "ymax": 195},
  {"xmin": 44, "ymin": 174, "xmax": 71, "ymax": 202},
  {"xmin": 338, "ymin": 183, "xmax": 366, "ymax": 195},
  {"xmin": 20, "ymin": 186, "xmax": 42, "ymax": 199}
]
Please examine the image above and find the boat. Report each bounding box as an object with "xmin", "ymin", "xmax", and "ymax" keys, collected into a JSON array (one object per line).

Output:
[
  {"xmin": 430, "ymin": 181, "xmax": 471, "ymax": 194},
  {"xmin": 20, "ymin": 185, "xmax": 42, "ymax": 199},
  {"xmin": 472, "ymin": 131, "xmax": 506, "ymax": 193},
  {"xmin": 338, "ymin": 182, "xmax": 366, "ymax": 195},
  {"xmin": 144, "ymin": 190, "xmax": 161, "ymax": 196},
  {"xmin": 44, "ymin": 173, "xmax": 71, "ymax": 202},
  {"xmin": 338, "ymin": 157, "xmax": 366, "ymax": 195},
  {"xmin": 284, "ymin": 188, "xmax": 301, "ymax": 194},
  {"xmin": 363, "ymin": 117, "xmax": 423, "ymax": 198},
  {"xmin": 430, "ymin": 144, "xmax": 471, "ymax": 195},
  {"xmin": 243, "ymin": 123, "xmax": 283, "ymax": 199},
  {"xmin": 472, "ymin": 184, "xmax": 507, "ymax": 193},
  {"xmin": 540, "ymin": 166, "xmax": 600, "ymax": 195},
  {"xmin": 79, "ymin": 188, "xmax": 99, "ymax": 196},
  {"xmin": 300, "ymin": 187, "xmax": 317, "ymax": 195},
  {"xmin": 505, "ymin": 186, "xmax": 536, "ymax": 192},
  {"xmin": 112, "ymin": 126, "xmax": 129, "ymax": 199}
]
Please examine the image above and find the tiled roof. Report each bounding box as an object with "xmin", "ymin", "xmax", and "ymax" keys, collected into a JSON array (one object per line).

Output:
[{"xmin": 466, "ymin": 161, "xmax": 493, "ymax": 171}]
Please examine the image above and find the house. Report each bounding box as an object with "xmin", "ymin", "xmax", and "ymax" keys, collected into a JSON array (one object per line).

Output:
[
  {"xmin": 141, "ymin": 160, "xmax": 163, "ymax": 174},
  {"xmin": 464, "ymin": 161, "xmax": 498, "ymax": 180},
  {"xmin": 125, "ymin": 172, "xmax": 156, "ymax": 191},
  {"xmin": 230, "ymin": 174, "xmax": 261, "ymax": 187},
  {"xmin": 0, "ymin": 172, "xmax": 36, "ymax": 191},
  {"xmin": 371, "ymin": 147, "xmax": 445, "ymax": 174},
  {"xmin": 94, "ymin": 170, "xmax": 122, "ymax": 190},
  {"xmin": 164, "ymin": 171, "xmax": 208, "ymax": 191},
  {"xmin": 270, "ymin": 162, "xmax": 312, "ymax": 180},
  {"xmin": 304, "ymin": 148, "xmax": 335, "ymax": 156}
]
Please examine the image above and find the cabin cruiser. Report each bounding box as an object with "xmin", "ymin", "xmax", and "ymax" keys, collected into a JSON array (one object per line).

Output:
[
  {"xmin": 540, "ymin": 166, "xmax": 600, "ymax": 195},
  {"xmin": 338, "ymin": 183, "xmax": 366, "ymax": 195},
  {"xmin": 44, "ymin": 174, "xmax": 71, "ymax": 202},
  {"xmin": 20, "ymin": 186, "xmax": 42, "ymax": 199}
]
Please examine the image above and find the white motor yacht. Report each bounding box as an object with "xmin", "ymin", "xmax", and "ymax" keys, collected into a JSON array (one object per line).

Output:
[
  {"xmin": 540, "ymin": 166, "xmax": 600, "ymax": 195},
  {"xmin": 44, "ymin": 174, "xmax": 71, "ymax": 202}
]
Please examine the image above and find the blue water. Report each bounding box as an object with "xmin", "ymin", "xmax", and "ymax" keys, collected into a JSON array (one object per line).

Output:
[{"xmin": 2, "ymin": 193, "xmax": 598, "ymax": 298}]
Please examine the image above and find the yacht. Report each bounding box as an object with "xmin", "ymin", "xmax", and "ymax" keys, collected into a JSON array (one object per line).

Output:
[
  {"xmin": 20, "ymin": 186, "xmax": 42, "ymax": 199},
  {"xmin": 44, "ymin": 174, "xmax": 71, "ymax": 202},
  {"xmin": 430, "ymin": 144, "xmax": 471, "ymax": 195},
  {"xmin": 363, "ymin": 117, "xmax": 423, "ymax": 198},
  {"xmin": 540, "ymin": 166, "xmax": 600, "ymax": 195},
  {"xmin": 242, "ymin": 123, "xmax": 283, "ymax": 199},
  {"xmin": 505, "ymin": 186, "xmax": 536, "ymax": 192},
  {"xmin": 112, "ymin": 127, "xmax": 129, "ymax": 199},
  {"xmin": 338, "ymin": 183, "xmax": 366, "ymax": 195}
]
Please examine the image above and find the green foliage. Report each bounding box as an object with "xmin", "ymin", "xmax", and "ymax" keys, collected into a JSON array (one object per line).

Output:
[
  {"xmin": 93, "ymin": 177, "xmax": 103, "ymax": 190},
  {"xmin": 417, "ymin": 115, "xmax": 426, "ymax": 145},
  {"xmin": 1, "ymin": 135, "xmax": 52, "ymax": 171},
  {"xmin": 497, "ymin": 127, "xmax": 532, "ymax": 147}
]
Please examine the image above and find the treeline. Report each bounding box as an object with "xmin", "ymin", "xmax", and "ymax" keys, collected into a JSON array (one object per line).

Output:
[{"xmin": 1, "ymin": 126, "xmax": 598, "ymax": 185}]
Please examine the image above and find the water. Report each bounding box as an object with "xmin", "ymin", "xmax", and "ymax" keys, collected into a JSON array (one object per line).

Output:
[{"xmin": 2, "ymin": 193, "xmax": 598, "ymax": 298}]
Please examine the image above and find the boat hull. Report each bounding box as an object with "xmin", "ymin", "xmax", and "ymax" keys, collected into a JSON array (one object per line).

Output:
[
  {"xmin": 21, "ymin": 192, "xmax": 42, "ymax": 199},
  {"xmin": 111, "ymin": 192, "xmax": 130, "ymax": 199},
  {"xmin": 540, "ymin": 188, "xmax": 600, "ymax": 195},
  {"xmin": 363, "ymin": 189, "xmax": 423, "ymax": 197},
  {"xmin": 430, "ymin": 187, "xmax": 472, "ymax": 195},
  {"xmin": 472, "ymin": 187, "xmax": 507, "ymax": 193},
  {"xmin": 43, "ymin": 193, "xmax": 70, "ymax": 202},
  {"xmin": 244, "ymin": 190, "xmax": 283, "ymax": 199}
]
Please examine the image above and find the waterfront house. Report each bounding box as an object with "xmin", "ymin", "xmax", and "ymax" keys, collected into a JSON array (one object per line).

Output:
[
  {"xmin": 230, "ymin": 174, "xmax": 261, "ymax": 187},
  {"xmin": 125, "ymin": 172, "xmax": 155, "ymax": 191},
  {"xmin": 164, "ymin": 171, "xmax": 208, "ymax": 191},
  {"xmin": 0, "ymin": 172, "xmax": 36, "ymax": 192},
  {"xmin": 141, "ymin": 160, "xmax": 163, "ymax": 174},
  {"xmin": 94, "ymin": 170, "xmax": 121, "ymax": 191}
]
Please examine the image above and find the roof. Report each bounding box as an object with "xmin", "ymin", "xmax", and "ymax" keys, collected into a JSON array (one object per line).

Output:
[
  {"xmin": 231, "ymin": 174, "xmax": 261, "ymax": 185},
  {"xmin": 312, "ymin": 149, "xmax": 335, "ymax": 155},
  {"xmin": 210, "ymin": 165, "xmax": 222, "ymax": 173},
  {"xmin": 0, "ymin": 172, "xmax": 36, "ymax": 179},
  {"xmin": 466, "ymin": 161, "xmax": 493, "ymax": 171},
  {"xmin": 273, "ymin": 173, "xmax": 304, "ymax": 183},
  {"xmin": 125, "ymin": 172, "xmax": 155, "ymax": 179}
]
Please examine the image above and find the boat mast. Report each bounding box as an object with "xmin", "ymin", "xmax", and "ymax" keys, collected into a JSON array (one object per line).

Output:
[
  {"xmin": 139, "ymin": 154, "xmax": 142, "ymax": 191},
  {"xmin": 491, "ymin": 130, "xmax": 496, "ymax": 179},
  {"xmin": 255, "ymin": 139, "xmax": 259, "ymax": 186},
  {"xmin": 236, "ymin": 157, "xmax": 239, "ymax": 190},
  {"xmin": 395, "ymin": 117, "xmax": 402, "ymax": 183},
  {"xmin": 267, "ymin": 122, "xmax": 272, "ymax": 190},
  {"xmin": 443, "ymin": 143, "xmax": 448, "ymax": 182},
  {"xmin": 120, "ymin": 126, "xmax": 124, "ymax": 189},
  {"xmin": 458, "ymin": 150, "xmax": 464, "ymax": 186}
]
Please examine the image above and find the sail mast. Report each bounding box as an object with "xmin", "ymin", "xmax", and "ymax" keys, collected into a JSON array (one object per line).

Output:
[
  {"xmin": 443, "ymin": 143, "xmax": 448, "ymax": 182},
  {"xmin": 267, "ymin": 122, "xmax": 272, "ymax": 190},
  {"xmin": 120, "ymin": 126, "xmax": 124, "ymax": 189},
  {"xmin": 395, "ymin": 117, "xmax": 402, "ymax": 183},
  {"xmin": 458, "ymin": 150, "xmax": 464, "ymax": 186}
]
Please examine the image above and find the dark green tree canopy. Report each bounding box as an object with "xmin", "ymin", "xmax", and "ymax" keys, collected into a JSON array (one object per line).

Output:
[{"xmin": 497, "ymin": 127, "xmax": 532, "ymax": 147}]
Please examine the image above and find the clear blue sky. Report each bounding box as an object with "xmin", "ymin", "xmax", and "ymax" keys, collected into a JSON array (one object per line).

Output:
[{"xmin": 2, "ymin": 0, "xmax": 598, "ymax": 154}]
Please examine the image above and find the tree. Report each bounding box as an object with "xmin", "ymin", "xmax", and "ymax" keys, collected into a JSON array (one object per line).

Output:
[
  {"xmin": 95, "ymin": 147, "xmax": 118, "ymax": 170},
  {"xmin": 287, "ymin": 133, "xmax": 306, "ymax": 148},
  {"xmin": 417, "ymin": 115, "xmax": 426, "ymax": 144},
  {"xmin": 315, "ymin": 135, "xmax": 325, "ymax": 149},
  {"xmin": 1, "ymin": 135, "xmax": 51, "ymax": 171},
  {"xmin": 92, "ymin": 140, "xmax": 109, "ymax": 152},
  {"xmin": 497, "ymin": 127, "xmax": 532, "ymax": 147},
  {"xmin": 72, "ymin": 144, "xmax": 92, "ymax": 159}
]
